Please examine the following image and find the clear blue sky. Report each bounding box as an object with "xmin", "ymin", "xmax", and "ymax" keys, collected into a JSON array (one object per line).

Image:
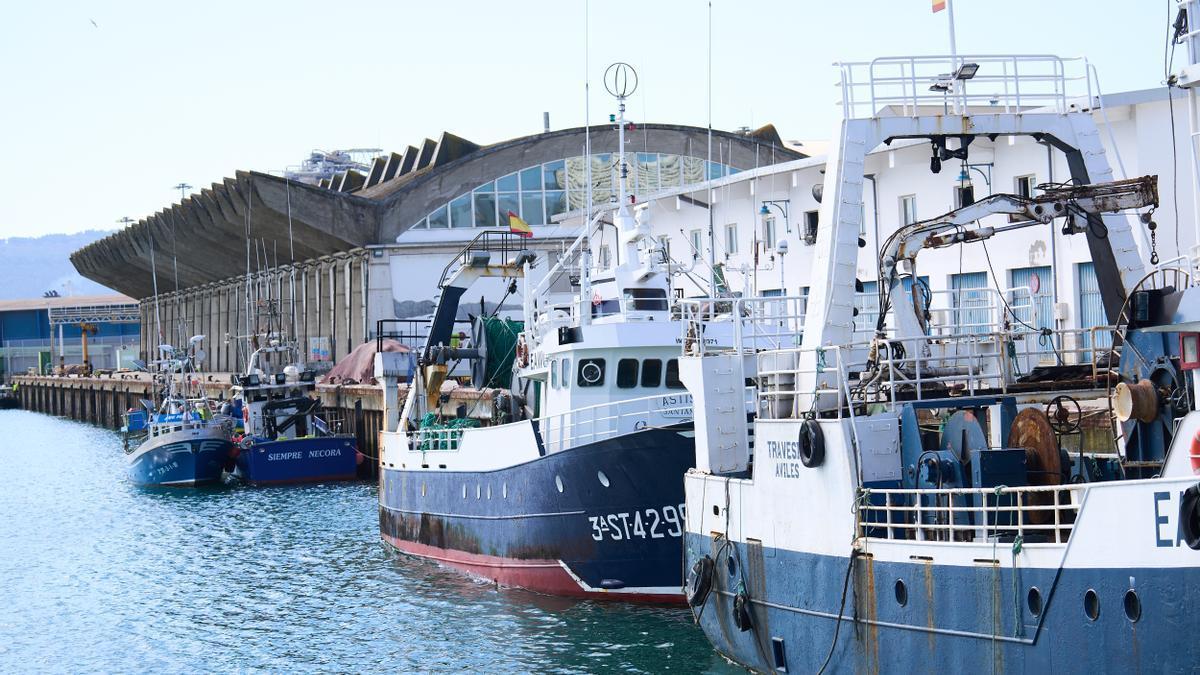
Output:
[{"xmin": 0, "ymin": 0, "xmax": 1170, "ymax": 238}]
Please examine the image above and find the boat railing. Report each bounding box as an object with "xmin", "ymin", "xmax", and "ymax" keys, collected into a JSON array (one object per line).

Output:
[
  {"xmin": 537, "ymin": 392, "xmax": 694, "ymax": 455},
  {"xmin": 856, "ymin": 483, "xmax": 1085, "ymax": 546},
  {"xmin": 834, "ymin": 54, "xmax": 1090, "ymax": 119}
]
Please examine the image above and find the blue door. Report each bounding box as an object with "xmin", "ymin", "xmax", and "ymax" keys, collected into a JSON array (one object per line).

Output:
[
  {"xmin": 1009, "ymin": 266, "xmax": 1053, "ymax": 354},
  {"xmin": 950, "ymin": 272, "xmax": 990, "ymax": 335},
  {"xmin": 1077, "ymin": 262, "xmax": 1112, "ymax": 358}
]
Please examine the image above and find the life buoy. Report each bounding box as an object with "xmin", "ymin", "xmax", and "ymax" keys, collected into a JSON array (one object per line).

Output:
[
  {"xmin": 1190, "ymin": 429, "xmax": 1200, "ymax": 475},
  {"xmin": 686, "ymin": 555, "xmax": 714, "ymax": 607},
  {"xmin": 516, "ymin": 335, "xmax": 530, "ymax": 368},
  {"xmin": 799, "ymin": 418, "xmax": 825, "ymax": 468},
  {"xmin": 1180, "ymin": 484, "xmax": 1200, "ymax": 550}
]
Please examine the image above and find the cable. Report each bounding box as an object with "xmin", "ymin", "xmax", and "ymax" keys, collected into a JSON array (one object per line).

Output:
[{"xmin": 816, "ymin": 549, "xmax": 858, "ymax": 675}]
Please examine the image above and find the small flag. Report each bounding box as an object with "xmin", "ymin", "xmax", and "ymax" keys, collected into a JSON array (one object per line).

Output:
[
  {"xmin": 507, "ymin": 211, "xmax": 533, "ymax": 238},
  {"xmin": 932, "ymin": 0, "xmax": 946, "ymax": 12}
]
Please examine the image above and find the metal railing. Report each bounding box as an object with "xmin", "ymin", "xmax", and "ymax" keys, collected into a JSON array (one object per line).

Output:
[
  {"xmin": 436, "ymin": 230, "xmax": 530, "ymax": 289},
  {"xmin": 856, "ymin": 484, "xmax": 1083, "ymax": 545},
  {"xmin": 835, "ymin": 54, "xmax": 1091, "ymax": 118}
]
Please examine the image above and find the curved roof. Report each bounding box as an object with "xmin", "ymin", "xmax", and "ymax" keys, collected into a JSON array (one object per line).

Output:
[{"xmin": 72, "ymin": 123, "xmax": 802, "ymax": 299}]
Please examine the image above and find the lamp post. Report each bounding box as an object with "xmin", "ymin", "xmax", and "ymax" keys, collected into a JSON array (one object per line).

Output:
[{"xmin": 759, "ymin": 200, "xmax": 790, "ymax": 233}]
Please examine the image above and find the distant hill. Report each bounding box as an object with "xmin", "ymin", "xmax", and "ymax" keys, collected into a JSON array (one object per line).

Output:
[{"xmin": 0, "ymin": 231, "xmax": 118, "ymax": 300}]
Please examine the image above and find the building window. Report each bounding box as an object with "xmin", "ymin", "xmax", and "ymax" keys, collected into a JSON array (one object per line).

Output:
[
  {"xmin": 641, "ymin": 359, "xmax": 663, "ymax": 387},
  {"xmin": 725, "ymin": 223, "xmax": 738, "ymax": 255},
  {"xmin": 954, "ymin": 184, "xmax": 975, "ymax": 208},
  {"xmin": 763, "ymin": 217, "xmax": 777, "ymax": 250},
  {"xmin": 616, "ymin": 359, "xmax": 639, "ymax": 388},
  {"xmin": 1015, "ymin": 174, "xmax": 1036, "ymax": 198},
  {"xmin": 689, "ymin": 229, "xmax": 704, "ymax": 257},
  {"xmin": 900, "ymin": 195, "xmax": 917, "ymax": 226},
  {"xmin": 803, "ymin": 210, "xmax": 819, "ymax": 244}
]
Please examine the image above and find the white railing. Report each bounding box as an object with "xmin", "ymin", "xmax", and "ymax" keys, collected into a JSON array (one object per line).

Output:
[
  {"xmin": 835, "ymin": 54, "xmax": 1091, "ymax": 119},
  {"xmin": 410, "ymin": 391, "xmax": 695, "ymax": 454},
  {"xmin": 856, "ymin": 484, "xmax": 1084, "ymax": 545}
]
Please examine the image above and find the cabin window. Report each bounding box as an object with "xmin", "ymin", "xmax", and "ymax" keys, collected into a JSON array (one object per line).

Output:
[
  {"xmin": 665, "ymin": 359, "xmax": 685, "ymax": 389},
  {"xmin": 562, "ymin": 358, "xmax": 571, "ymax": 387},
  {"xmin": 591, "ymin": 298, "xmax": 621, "ymax": 318},
  {"xmin": 641, "ymin": 359, "xmax": 663, "ymax": 387},
  {"xmin": 624, "ymin": 288, "xmax": 669, "ymax": 312},
  {"xmin": 616, "ymin": 359, "xmax": 639, "ymax": 388},
  {"xmin": 578, "ymin": 358, "xmax": 605, "ymax": 387},
  {"xmin": 550, "ymin": 359, "xmax": 558, "ymax": 388}
]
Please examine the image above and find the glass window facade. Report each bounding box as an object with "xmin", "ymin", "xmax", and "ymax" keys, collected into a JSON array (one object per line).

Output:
[{"xmin": 410, "ymin": 153, "xmax": 739, "ymax": 231}]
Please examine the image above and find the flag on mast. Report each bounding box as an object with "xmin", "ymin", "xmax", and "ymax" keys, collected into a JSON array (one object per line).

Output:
[
  {"xmin": 507, "ymin": 211, "xmax": 533, "ymax": 238},
  {"xmin": 932, "ymin": 0, "xmax": 946, "ymax": 12}
]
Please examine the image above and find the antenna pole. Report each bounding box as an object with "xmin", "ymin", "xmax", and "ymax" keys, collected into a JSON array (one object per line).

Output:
[{"xmin": 706, "ymin": 0, "xmax": 717, "ymax": 296}]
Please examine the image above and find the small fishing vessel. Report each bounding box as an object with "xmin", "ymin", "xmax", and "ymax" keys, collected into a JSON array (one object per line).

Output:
[
  {"xmin": 124, "ymin": 338, "xmax": 235, "ymax": 487},
  {"xmin": 0, "ymin": 384, "xmax": 18, "ymax": 410},
  {"xmin": 374, "ymin": 71, "xmax": 712, "ymax": 600},
  {"xmin": 227, "ymin": 338, "xmax": 359, "ymax": 485},
  {"xmin": 679, "ymin": 51, "xmax": 1200, "ymax": 672}
]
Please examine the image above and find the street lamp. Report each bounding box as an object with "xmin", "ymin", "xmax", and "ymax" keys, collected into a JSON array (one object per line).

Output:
[{"xmin": 760, "ymin": 199, "xmax": 790, "ymax": 233}]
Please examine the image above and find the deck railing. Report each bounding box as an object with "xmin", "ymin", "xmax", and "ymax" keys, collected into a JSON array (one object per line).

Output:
[{"xmin": 856, "ymin": 484, "xmax": 1084, "ymax": 545}]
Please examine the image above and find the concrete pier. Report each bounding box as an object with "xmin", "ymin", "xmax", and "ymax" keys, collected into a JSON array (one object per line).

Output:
[{"xmin": 11, "ymin": 373, "xmax": 384, "ymax": 476}]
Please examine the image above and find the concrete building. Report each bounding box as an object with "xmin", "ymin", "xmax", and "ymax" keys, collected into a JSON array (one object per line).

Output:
[
  {"xmin": 70, "ymin": 124, "xmax": 802, "ymax": 372},
  {"xmin": 0, "ymin": 294, "xmax": 140, "ymax": 378}
]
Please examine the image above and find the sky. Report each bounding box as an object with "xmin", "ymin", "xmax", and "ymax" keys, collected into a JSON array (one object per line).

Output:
[{"xmin": 0, "ymin": 0, "xmax": 1173, "ymax": 239}]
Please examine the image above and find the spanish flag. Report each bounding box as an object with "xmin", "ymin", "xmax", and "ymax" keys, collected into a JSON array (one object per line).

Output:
[
  {"xmin": 507, "ymin": 211, "xmax": 533, "ymax": 238},
  {"xmin": 932, "ymin": 0, "xmax": 946, "ymax": 12}
]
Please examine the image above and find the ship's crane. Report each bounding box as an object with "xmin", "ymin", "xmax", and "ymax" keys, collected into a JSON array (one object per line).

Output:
[{"xmin": 877, "ymin": 175, "xmax": 1160, "ymax": 351}]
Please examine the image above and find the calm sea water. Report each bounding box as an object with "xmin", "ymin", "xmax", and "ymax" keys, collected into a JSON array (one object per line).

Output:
[{"xmin": 0, "ymin": 410, "xmax": 736, "ymax": 674}]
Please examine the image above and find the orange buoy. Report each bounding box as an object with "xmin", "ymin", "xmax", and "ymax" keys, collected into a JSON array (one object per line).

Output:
[{"xmin": 1189, "ymin": 429, "xmax": 1200, "ymax": 475}]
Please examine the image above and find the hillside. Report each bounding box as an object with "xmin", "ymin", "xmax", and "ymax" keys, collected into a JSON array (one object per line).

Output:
[{"xmin": 0, "ymin": 231, "xmax": 118, "ymax": 300}]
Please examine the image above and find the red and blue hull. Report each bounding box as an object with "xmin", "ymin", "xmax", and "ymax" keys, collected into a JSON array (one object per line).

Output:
[
  {"xmin": 234, "ymin": 435, "xmax": 359, "ymax": 485},
  {"xmin": 379, "ymin": 425, "xmax": 694, "ymax": 602}
]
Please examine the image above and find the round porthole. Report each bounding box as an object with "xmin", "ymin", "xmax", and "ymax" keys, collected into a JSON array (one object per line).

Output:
[
  {"xmin": 597, "ymin": 470, "xmax": 610, "ymax": 487},
  {"xmin": 1027, "ymin": 587, "xmax": 1043, "ymax": 618},
  {"xmin": 1123, "ymin": 589, "xmax": 1141, "ymax": 623},
  {"xmin": 712, "ymin": 505, "xmax": 720, "ymax": 516},
  {"xmin": 1084, "ymin": 589, "xmax": 1100, "ymax": 621},
  {"xmin": 581, "ymin": 362, "xmax": 602, "ymax": 384},
  {"xmin": 727, "ymin": 556, "xmax": 737, "ymax": 577},
  {"xmin": 894, "ymin": 579, "xmax": 908, "ymax": 607},
  {"xmin": 555, "ymin": 475, "xmax": 564, "ymax": 493}
]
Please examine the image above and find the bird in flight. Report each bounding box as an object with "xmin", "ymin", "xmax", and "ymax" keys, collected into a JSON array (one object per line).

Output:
[{"xmin": 89, "ymin": 18, "xmax": 98, "ymax": 28}]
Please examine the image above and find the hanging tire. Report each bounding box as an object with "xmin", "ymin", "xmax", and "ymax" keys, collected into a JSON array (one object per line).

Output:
[
  {"xmin": 733, "ymin": 590, "xmax": 754, "ymax": 632},
  {"xmin": 686, "ymin": 556, "xmax": 715, "ymax": 608},
  {"xmin": 799, "ymin": 419, "xmax": 825, "ymax": 468},
  {"xmin": 1180, "ymin": 485, "xmax": 1200, "ymax": 551}
]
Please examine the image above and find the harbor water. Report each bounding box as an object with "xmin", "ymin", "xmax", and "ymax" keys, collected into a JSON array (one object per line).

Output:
[{"xmin": 0, "ymin": 410, "xmax": 733, "ymax": 673}]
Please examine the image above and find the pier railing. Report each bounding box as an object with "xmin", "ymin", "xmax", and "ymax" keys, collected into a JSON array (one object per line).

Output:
[
  {"xmin": 856, "ymin": 484, "xmax": 1085, "ymax": 545},
  {"xmin": 835, "ymin": 54, "xmax": 1091, "ymax": 118}
]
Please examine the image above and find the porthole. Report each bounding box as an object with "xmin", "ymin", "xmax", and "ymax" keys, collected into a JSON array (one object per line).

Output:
[
  {"xmin": 1084, "ymin": 589, "xmax": 1100, "ymax": 621},
  {"xmin": 503, "ymin": 483, "xmax": 508, "ymax": 499},
  {"xmin": 487, "ymin": 485, "xmax": 492, "ymax": 500},
  {"xmin": 580, "ymin": 361, "xmax": 603, "ymax": 385},
  {"xmin": 476, "ymin": 485, "xmax": 481, "ymax": 500},
  {"xmin": 421, "ymin": 483, "xmax": 426, "ymax": 497},
  {"xmin": 894, "ymin": 579, "xmax": 908, "ymax": 607},
  {"xmin": 462, "ymin": 484, "xmax": 466, "ymax": 499},
  {"xmin": 555, "ymin": 475, "xmax": 564, "ymax": 493},
  {"xmin": 597, "ymin": 470, "xmax": 610, "ymax": 487},
  {"xmin": 727, "ymin": 555, "xmax": 737, "ymax": 577},
  {"xmin": 713, "ymin": 505, "xmax": 720, "ymax": 516},
  {"xmin": 1123, "ymin": 589, "xmax": 1142, "ymax": 623},
  {"xmin": 1027, "ymin": 587, "xmax": 1043, "ymax": 618}
]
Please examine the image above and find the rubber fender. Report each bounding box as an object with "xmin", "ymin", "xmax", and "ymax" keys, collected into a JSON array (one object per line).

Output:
[
  {"xmin": 733, "ymin": 590, "xmax": 754, "ymax": 632},
  {"xmin": 1180, "ymin": 485, "xmax": 1200, "ymax": 551},
  {"xmin": 686, "ymin": 555, "xmax": 715, "ymax": 607},
  {"xmin": 799, "ymin": 418, "xmax": 825, "ymax": 468}
]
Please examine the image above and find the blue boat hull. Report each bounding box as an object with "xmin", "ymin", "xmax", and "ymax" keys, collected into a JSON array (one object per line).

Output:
[
  {"xmin": 379, "ymin": 425, "xmax": 694, "ymax": 601},
  {"xmin": 234, "ymin": 435, "xmax": 359, "ymax": 485},
  {"xmin": 126, "ymin": 434, "xmax": 232, "ymax": 487},
  {"xmin": 685, "ymin": 533, "xmax": 1200, "ymax": 673}
]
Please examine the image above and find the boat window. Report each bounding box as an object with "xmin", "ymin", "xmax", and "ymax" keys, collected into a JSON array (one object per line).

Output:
[
  {"xmin": 591, "ymin": 298, "xmax": 621, "ymax": 318},
  {"xmin": 550, "ymin": 359, "xmax": 558, "ymax": 388},
  {"xmin": 641, "ymin": 359, "xmax": 663, "ymax": 387},
  {"xmin": 616, "ymin": 359, "xmax": 639, "ymax": 388},
  {"xmin": 665, "ymin": 359, "xmax": 685, "ymax": 389},
  {"xmin": 624, "ymin": 288, "xmax": 669, "ymax": 311},
  {"xmin": 578, "ymin": 358, "xmax": 606, "ymax": 387},
  {"xmin": 562, "ymin": 358, "xmax": 571, "ymax": 388}
]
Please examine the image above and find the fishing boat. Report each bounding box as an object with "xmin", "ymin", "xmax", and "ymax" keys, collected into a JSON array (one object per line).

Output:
[
  {"xmin": 227, "ymin": 338, "xmax": 359, "ymax": 485},
  {"xmin": 678, "ymin": 52, "xmax": 1200, "ymax": 672},
  {"xmin": 373, "ymin": 73, "xmax": 716, "ymax": 601},
  {"xmin": 124, "ymin": 338, "xmax": 235, "ymax": 487},
  {"xmin": 0, "ymin": 384, "xmax": 18, "ymax": 410}
]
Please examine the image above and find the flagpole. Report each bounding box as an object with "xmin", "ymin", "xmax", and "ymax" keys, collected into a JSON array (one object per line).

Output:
[{"xmin": 946, "ymin": 0, "xmax": 958, "ymax": 69}]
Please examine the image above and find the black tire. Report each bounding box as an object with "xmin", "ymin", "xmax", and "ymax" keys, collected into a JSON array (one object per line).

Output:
[
  {"xmin": 686, "ymin": 556, "xmax": 715, "ymax": 608},
  {"xmin": 733, "ymin": 591, "xmax": 754, "ymax": 632},
  {"xmin": 1181, "ymin": 485, "xmax": 1200, "ymax": 551},
  {"xmin": 799, "ymin": 419, "xmax": 825, "ymax": 468}
]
